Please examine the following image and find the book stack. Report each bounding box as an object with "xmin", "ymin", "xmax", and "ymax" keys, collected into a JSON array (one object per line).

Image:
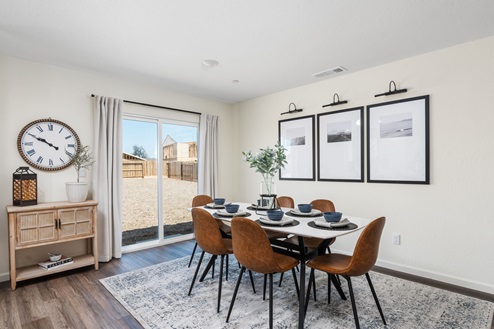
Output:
[{"xmin": 38, "ymin": 256, "xmax": 74, "ymax": 270}]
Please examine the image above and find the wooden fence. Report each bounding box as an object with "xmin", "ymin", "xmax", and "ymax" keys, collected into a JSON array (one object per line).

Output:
[{"xmin": 123, "ymin": 159, "xmax": 197, "ymax": 182}]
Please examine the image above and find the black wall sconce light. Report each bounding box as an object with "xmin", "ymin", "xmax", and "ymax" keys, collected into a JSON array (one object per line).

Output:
[
  {"xmin": 281, "ymin": 102, "xmax": 303, "ymax": 115},
  {"xmin": 323, "ymin": 93, "xmax": 348, "ymax": 108},
  {"xmin": 375, "ymin": 80, "xmax": 408, "ymax": 97}
]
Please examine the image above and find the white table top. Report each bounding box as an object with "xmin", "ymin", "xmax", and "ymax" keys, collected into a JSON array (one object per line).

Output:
[{"xmin": 198, "ymin": 202, "xmax": 370, "ymax": 240}]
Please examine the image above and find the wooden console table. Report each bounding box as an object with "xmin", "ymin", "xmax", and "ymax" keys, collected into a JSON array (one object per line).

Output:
[{"xmin": 6, "ymin": 200, "xmax": 98, "ymax": 290}]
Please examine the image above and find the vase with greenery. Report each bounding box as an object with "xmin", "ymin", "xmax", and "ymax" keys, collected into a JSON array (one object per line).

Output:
[
  {"xmin": 66, "ymin": 145, "xmax": 95, "ymax": 202},
  {"xmin": 242, "ymin": 142, "xmax": 287, "ymax": 205}
]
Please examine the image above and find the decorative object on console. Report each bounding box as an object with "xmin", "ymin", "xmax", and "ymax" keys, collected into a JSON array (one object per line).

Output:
[
  {"xmin": 12, "ymin": 166, "xmax": 37, "ymax": 206},
  {"xmin": 279, "ymin": 115, "xmax": 315, "ymax": 181},
  {"xmin": 374, "ymin": 80, "xmax": 408, "ymax": 97},
  {"xmin": 322, "ymin": 93, "xmax": 348, "ymax": 107},
  {"xmin": 242, "ymin": 142, "xmax": 287, "ymax": 209},
  {"xmin": 66, "ymin": 145, "xmax": 95, "ymax": 202},
  {"xmin": 17, "ymin": 118, "xmax": 80, "ymax": 171},
  {"xmin": 280, "ymin": 102, "xmax": 303, "ymax": 115}
]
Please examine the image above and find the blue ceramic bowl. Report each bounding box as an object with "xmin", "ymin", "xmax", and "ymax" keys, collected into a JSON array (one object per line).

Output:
[
  {"xmin": 267, "ymin": 209, "xmax": 284, "ymax": 221},
  {"xmin": 323, "ymin": 212, "xmax": 342, "ymax": 222},
  {"xmin": 298, "ymin": 204, "xmax": 313, "ymax": 213},
  {"xmin": 224, "ymin": 204, "xmax": 240, "ymax": 213},
  {"xmin": 214, "ymin": 198, "xmax": 226, "ymax": 205}
]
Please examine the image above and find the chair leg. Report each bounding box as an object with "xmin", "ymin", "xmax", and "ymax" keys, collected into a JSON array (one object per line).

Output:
[
  {"xmin": 291, "ymin": 268, "xmax": 300, "ymax": 299},
  {"xmin": 344, "ymin": 276, "xmax": 361, "ymax": 329},
  {"xmin": 269, "ymin": 273, "xmax": 274, "ymax": 329},
  {"xmin": 263, "ymin": 274, "xmax": 267, "ymax": 300},
  {"xmin": 327, "ymin": 273, "xmax": 331, "ymax": 304},
  {"xmin": 331, "ymin": 274, "xmax": 347, "ymax": 300},
  {"xmin": 188, "ymin": 242, "xmax": 198, "ymax": 268},
  {"xmin": 278, "ymin": 271, "xmax": 284, "ymax": 287},
  {"xmin": 226, "ymin": 254, "xmax": 229, "ymax": 281},
  {"xmin": 199, "ymin": 255, "xmax": 217, "ymax": 282},
  {"xmin": 226, "ymin": 266, "xmax": 245, "ymax": 323},
  {"xmin": 365, "ymin": 273, "xmax": 387, "ymax": 325},
  {"xmin": 248, "ymin": 270, "xmax": 256, "ymax": 293},
  {"xmin": 312, "ymin": 271, "xmax": 317, "ymax": 302},
  {"xmin": 188, "ymin": 250, "xmax": 205, "ymax": 296},
  {"xmin": 217, "ymin": 255, "xmax": 224, "ymax": 313}
]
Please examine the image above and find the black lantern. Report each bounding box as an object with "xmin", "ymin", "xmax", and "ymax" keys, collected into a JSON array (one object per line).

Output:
[{"xmin": 13, "ymin": 167, "xmax": 37, "ymax": 206}]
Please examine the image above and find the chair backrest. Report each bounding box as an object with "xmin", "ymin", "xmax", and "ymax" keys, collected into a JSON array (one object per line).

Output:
[
  {"xmin": 191, "ymin": 208, "xmax": 230, "ymax": 255},
  {"xmin": 192, "ymin": 195, "xmax": 213, "ymax": 207},
  {"xmin": 347, "ymin": 217, "xmax": 386, "ymax": 276},
  {"xmin": 277, "ymin": 196, "xmax": 295, "ymax": 208},
  {"xmin": 231, "ymin": 217, "xmax": 286, "ymax": 274},
  {"xmin": 310, "ymin": 199, "xmax": 335, "ymax": 212}
]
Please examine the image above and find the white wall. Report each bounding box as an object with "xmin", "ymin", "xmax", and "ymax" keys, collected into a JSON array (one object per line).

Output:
[
  {"xmin": 0, "ymin": 55, "xmax": 235, "ymax": 281},
  {"xmin": 232, "ymin": 36, "xmax": 494, "ymax": 294}
]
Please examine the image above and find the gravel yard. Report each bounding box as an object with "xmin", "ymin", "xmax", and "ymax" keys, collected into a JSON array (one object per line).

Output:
[{"xmin": 122, "ymin": 176, "xmax": 196, "ymax": 232}]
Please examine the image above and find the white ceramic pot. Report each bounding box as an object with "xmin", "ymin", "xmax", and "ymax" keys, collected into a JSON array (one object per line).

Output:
[{"xmin": 65, "ymin": 182, "xmax": 88, "ymax": 202}]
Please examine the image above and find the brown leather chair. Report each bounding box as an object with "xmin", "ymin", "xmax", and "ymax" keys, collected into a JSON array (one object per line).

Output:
[
  {"xmin": 189, "ymin": 195, "xmax": 231, "ymax": 267},
  {"xmin": 226, "ymin": 217, "xmax": 300, "ymax": 329},
  {"xmin": 188, "ymin": 208, "xmax": 234, "ymax": 313},
  {"xmin": 306, "ymin": 217, "xmax": 387, "ymax": 329},
  {"xmin": 276, "ymin": 195, "xmax": 295, "ymax": 208}
]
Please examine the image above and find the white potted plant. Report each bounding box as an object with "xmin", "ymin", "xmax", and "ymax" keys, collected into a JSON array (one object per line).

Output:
[{"xmin": 66, "ymin": 145, "xmax": 95, "ymax": 202}]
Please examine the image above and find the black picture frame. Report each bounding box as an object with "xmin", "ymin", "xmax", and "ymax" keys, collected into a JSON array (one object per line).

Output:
[
  {"xmin": 317, "ymin": 107, "xmax": 364, "ymax": 182},
  {"xmin": 278, "ymin": 115, "xmax": 315, "ymax": 181},
  {"xmin": 367, "ymin": 95, "xmax": 430, "ymax": 184}
]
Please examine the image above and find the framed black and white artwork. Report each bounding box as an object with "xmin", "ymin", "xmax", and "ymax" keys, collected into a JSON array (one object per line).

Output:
[
  {"xmin": 317, "ymin": 107, "xmax": 364, "ymax": 182},
  {"xmin": 278, "ymin": 115, "xmax": 315, "ymax": 181},
  {"xmin": 367, "ymin": 95, "xmax": 430, "ymax": 184}
]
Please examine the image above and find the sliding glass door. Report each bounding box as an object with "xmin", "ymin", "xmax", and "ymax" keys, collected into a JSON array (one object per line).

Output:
[{"xmin": 122, "ymin": 116, "xmax": 198, "ymax": 249}]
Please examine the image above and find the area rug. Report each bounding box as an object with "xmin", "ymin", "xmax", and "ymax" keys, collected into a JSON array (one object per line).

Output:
[{"xmin": 100, "ymin": 256, "xmax": 493, "ymax": 329}]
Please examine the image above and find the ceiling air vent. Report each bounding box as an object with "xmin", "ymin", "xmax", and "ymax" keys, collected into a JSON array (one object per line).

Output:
[{"xmin": 312, "ymin": 66, "xmax": 346, "ymax": 78}]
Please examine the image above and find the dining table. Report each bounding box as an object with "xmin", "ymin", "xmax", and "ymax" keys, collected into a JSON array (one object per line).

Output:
[{"xmin": 196, "ymin": 201, "xmax": 371, "ymax": 329}]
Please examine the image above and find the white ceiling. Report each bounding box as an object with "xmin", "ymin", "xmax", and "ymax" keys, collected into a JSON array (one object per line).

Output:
[{"xmin": 2, "ymin": 1, "xmax": 494, "ymax": 103}]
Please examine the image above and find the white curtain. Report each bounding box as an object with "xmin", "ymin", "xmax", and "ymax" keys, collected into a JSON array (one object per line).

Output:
[
  {"xmin": 198, "ymin": 114, "xmax": 219, "ymax": 197},
  {"xmin": 92, "ymin": 95, "xmax": 123, "ymax": 261}
]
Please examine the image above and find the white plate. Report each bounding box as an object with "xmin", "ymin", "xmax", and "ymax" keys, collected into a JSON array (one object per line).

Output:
[
  {"xmin": 206, "ymin": 203, "xmax": 225, "ymax": 209},
  {"xmin": 314, "ymin": 217, "xmax": 350, "ymax": 228},
  {"xmin": 259, "ymin": 216, "xmax": 294, "ymax": 226},
  {"xmin": 216, "ymin": 209, "xmax": 247, "ymax": 217},
  {"xmin": 289, "ymin": 209, "xmax": 322, "ymax": 216}
]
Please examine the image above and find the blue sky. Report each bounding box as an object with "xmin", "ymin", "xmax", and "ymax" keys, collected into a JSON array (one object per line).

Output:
[{"xmin": 123, "ymin": 120, "xmax": 197, "ymax": 159}]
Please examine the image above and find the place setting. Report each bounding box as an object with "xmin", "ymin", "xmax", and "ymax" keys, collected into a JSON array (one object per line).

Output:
[
  {"xmin": 212, "ymin": 202, "xmax": 251, "ymax": 218},
  {"xmin": 308, "ymin": 211, "xmax": 358, "ymax": 230},
  {"xmin": 285, "ymin": 203, "xmax": 324, "ymax": 218},
  {"xmin": 256, "ymin": 209, "xmax": 300, "ymax": 227},
  {"xmin": 204, "ymin": 197, "xmax": 227, "ymax": 209}
]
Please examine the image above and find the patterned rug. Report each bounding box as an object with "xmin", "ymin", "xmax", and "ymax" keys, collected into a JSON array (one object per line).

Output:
[{"xmin": 100, "ymin": 256, "xmax": 493, "ymax": 329}]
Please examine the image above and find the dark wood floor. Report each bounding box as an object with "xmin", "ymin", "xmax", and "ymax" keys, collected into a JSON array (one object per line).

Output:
[{"xmin": 1, "ymin": 240, "xmax": 493, "ymax": 329}]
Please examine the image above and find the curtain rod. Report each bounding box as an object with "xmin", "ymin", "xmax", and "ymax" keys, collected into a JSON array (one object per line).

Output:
[{"xmin": 90, "ymin": 94, "xmax": 201, "ymax": 116}]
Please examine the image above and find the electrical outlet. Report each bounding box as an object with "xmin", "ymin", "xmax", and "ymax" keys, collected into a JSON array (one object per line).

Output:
[{"xmin": 393, "ymin": 234, "xmax": 401, "ymax": 245}]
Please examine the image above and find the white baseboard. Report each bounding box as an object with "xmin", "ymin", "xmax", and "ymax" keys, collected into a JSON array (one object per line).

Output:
[
  {"xmin": 331, "ymin": 247, "xmax": 494, "ymax": 295},
  {"xmin": 0, "ymin": 272, "xmax": 10, "ymax": 283}
]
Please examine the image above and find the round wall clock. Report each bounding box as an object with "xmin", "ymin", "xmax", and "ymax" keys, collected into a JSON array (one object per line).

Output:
[{"xmin": 17, "ymin": 118, "xmax": 81, "ymax": 171}]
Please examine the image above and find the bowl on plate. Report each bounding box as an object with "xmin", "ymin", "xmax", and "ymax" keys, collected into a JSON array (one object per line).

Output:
[
  {"xmin": 214, "ymin": 198, "xmax": 226, "ymax": 205},
  {"xmin": 323, "ymin": 212, "xmax": 342, "ymax": 222},
  {"xmin": 224, "ymin": 203, "xmax": 240, "ymax": 213},
  {"xmin": 298, "ymin": 204, "xmax": 313, "ymax": 213},
  {"xmin": 266, "ymin": 209, "xmax": 284, "ymax": 221}
]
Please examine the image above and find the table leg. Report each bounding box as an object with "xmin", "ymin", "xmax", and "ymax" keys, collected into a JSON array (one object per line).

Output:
[{"xmin": 297, "ymin": 236, "xmax": 306, "ymax": 329}]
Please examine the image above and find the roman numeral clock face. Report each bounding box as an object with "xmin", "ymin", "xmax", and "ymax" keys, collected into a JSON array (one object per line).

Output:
[{"xmin": 17, "ymin": 118, "xmax": 81, "ymax": 171}]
